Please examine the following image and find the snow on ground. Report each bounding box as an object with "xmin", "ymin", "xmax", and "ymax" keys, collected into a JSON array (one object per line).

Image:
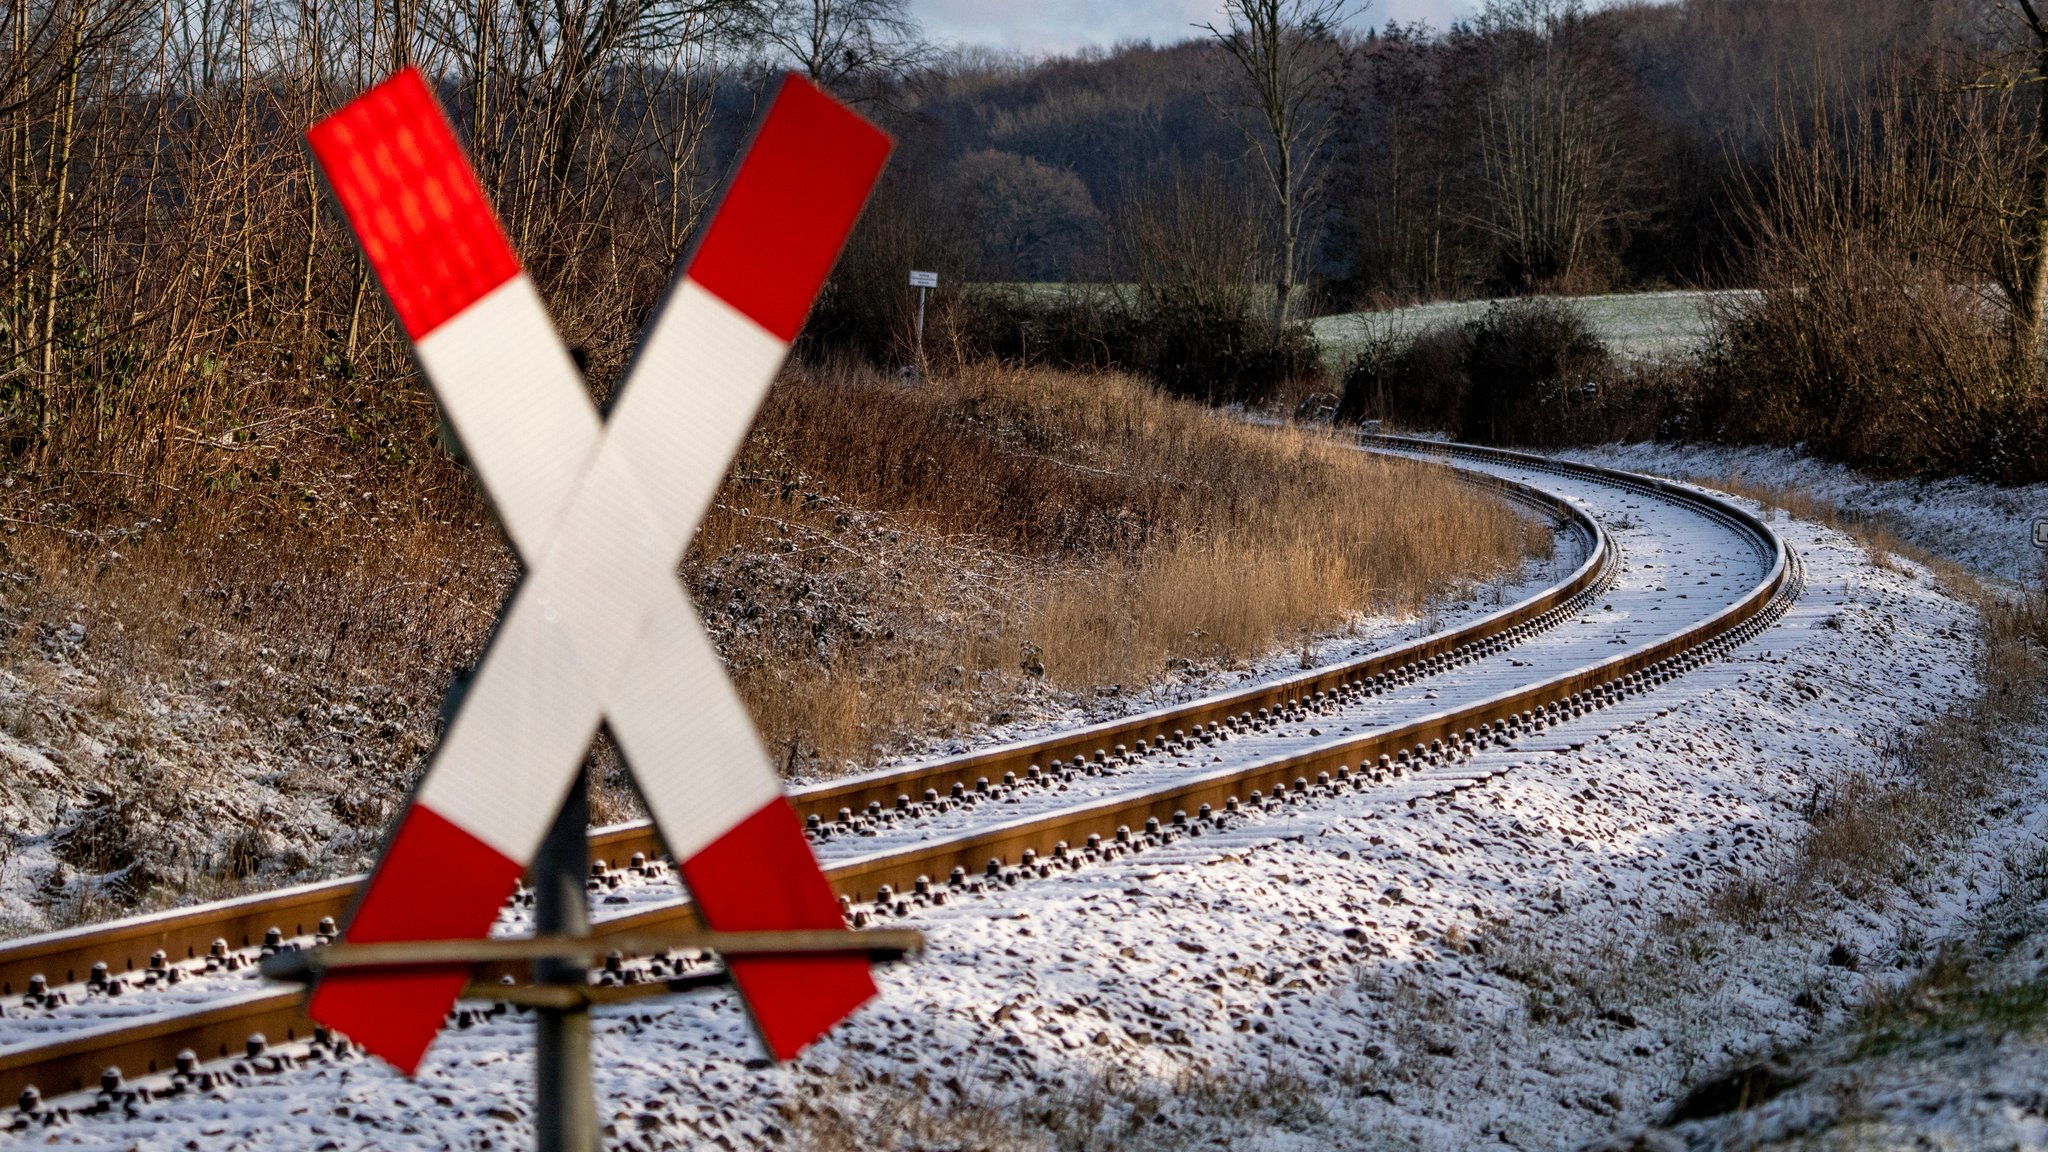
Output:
[
  {"xmin": 0, "ymin": 643, "xmax": 405, "ymax": 938},
  {"xmin": 1310, "ymin": 290, "xmax": 1755, "ymax": 367},
  {"xmin": 1563, "ymin": 441, "xmax": 2048, "ymax": 587},
  {"xmin": 8, "ymin": 460, "xmax": 2026, "ymax": 1152},
  {"xmin": 0, "ymin": 500, "xmax": 1574, "ymax": 943},
  {"xmin": 791, "ymin": 517, "xmax": 1588, "ymax": 791},
  {"xmin": 1654, "ymin": 842, "xmax": 2048, "ymax": 1152}
]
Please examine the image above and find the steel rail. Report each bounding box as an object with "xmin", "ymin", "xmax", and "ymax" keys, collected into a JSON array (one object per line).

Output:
[
  {"xmin": 0, "ymin": 445, "xmax": 1782, "ymax": 1110},
  {"xmin": 0, "ymin": 470, "xmax": 1603, "ymax": 1003}
]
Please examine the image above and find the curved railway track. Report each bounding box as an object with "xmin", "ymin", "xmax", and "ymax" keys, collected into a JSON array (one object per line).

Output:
[{"xmin": 0, "ymin": 440, "xmax": 1798, "ymax": 1116}]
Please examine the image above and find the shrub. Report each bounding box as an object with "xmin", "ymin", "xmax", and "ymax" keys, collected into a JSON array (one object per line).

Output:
[
  {"xmin": 1673, "ymin": 68, "xmax": 2048, "ymax": 485},
  {"xmin": 954, "ymin": 286, "xmax": 1321, "ymax": 407},
  {"xmin": 1459, "ymin": 299, "xmax": 1612, "ymax": 443},
  {"xmin": 1688, "ymin": 267, "xmax": 2047, "ymax": 483},
  {"xmin": 954, "ymin": 287, "xmax": 1137, "ymax": 372},
  {"xmin": 1141, "ymin": 293, "xmax": 1321, "ymax": 406},
  {"xmin": 1337, "ymin": 298, "xmax": 1617, "ymax": 444}
]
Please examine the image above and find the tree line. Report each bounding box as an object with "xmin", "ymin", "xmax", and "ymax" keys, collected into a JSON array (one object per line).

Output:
[
  {"xmin": 6, "ymin": 0, "xmax": 2047, "ymax": 511},
  {"xmin": 0, "ymin": 0, "xmax": 914, "ymax": 509},
  {"xmin": 883, "ymin": 0, "xmax": 2012, "ymax": 300}
]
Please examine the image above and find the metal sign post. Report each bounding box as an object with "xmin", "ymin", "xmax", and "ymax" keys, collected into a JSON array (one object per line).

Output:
[
  {"xmin": 532, "ymin": 774, "xmax": 596, "ymax": 1152},
  {"xmin": 2033, "ymin": 516, "xmax": 2047, "ymax": 552},
  {"xmin": 279, "ymin": 68, "xmax": 915, "ymax": 1145},
  {"xmin": 909, "ymin": 269, "xmax": 937, "ymax": 374}
]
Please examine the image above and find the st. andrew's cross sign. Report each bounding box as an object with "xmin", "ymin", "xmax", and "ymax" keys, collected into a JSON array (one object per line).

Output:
[{"xmin": 302, "ymin": 69, "xmax": 892, "ymax": 1073}]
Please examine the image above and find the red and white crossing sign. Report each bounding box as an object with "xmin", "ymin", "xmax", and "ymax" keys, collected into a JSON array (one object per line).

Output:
[{"xmin": 303, "ymin": 69, "xmax": 891, "ymax": 1074}]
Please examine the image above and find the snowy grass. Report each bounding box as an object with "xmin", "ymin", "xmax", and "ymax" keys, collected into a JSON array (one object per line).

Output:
[
  {"xmin": 1310, "ymin": 289, "xmax": 1757, "ymax": 368},
  {"xmin": 1563, "ymin": 441, "xmax": 2048, "ymax": 588}
]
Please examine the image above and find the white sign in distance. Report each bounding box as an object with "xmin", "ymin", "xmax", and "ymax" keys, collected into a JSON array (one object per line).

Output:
[
  {"xmin": 908, "ymin": 269, "xmax": 938, "ymax": 288},
  {"xmin": 2033, "ymin": 516, "xmax": 2048, "ymax": 550}
]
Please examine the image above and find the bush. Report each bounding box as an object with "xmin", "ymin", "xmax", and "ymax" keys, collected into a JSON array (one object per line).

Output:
[
  {"xmin": 954, "ymin": 288, "xmax": 1137, "ymax": 372},
  {"xmin": 1338, "ymin": 298, "xmax": 1621, "ymax": 444},
  {"xmin": 1141, "ymin": 294, "xmax": 1322, "ymax": 406},
  {"xmin": 1335, "ymin": 279, "xmax": 2048, "ymax": 478},
  {"xmin": 1687, "ymin": 266, "xmax": 2048, "ymax": 483},
  {"xmin": 1461, "ymin": 299, "xmax": 1613, "ymax": 443},
  {"xmin": 954, "ymin": 286, "xmax": 1320, "ymax": 407},
  {"xmin": 1670, "ymin": 69, "xmax": 2048, "ymax": 486}
]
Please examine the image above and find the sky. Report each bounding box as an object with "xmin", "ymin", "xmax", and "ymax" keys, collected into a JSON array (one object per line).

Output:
[{"xmin": 912, "ymin": 0, "xmax": 1483, "ymax": 57}]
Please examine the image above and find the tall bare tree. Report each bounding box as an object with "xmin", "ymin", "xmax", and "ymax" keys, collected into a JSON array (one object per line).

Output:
[
  {"xmin": 1470, "ymin": 0, "xmax": 1647, "ymax": 291},
  {"xmin": 1201, "ymin": 0, "xmax": 1353, "ymax": 326},
  {"xmin": 1991, "ymin": 0, "xmax": 2048, "ymax": 360},
  {"xmin": 743, "ymin": 0, "xmax": 923, "ymax": 95}
]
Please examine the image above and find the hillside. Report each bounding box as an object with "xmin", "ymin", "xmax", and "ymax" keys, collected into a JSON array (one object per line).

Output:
[{"xmin": 0, "ymin": 366, "xmax": 1541, "ymax": 936}]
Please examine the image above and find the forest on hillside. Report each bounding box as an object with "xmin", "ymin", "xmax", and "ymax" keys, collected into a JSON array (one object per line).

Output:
[
  {"xmin": 5, "ymin": 0, "xmax": 2047, "ymax": 504},
  {"xmin": 846, "ymin": 0, "xmax": 1983, "ymax": 302}
]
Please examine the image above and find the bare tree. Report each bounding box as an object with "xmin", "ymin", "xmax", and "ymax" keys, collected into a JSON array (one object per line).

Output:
[
  {"xmin": 1986, "ymin": 0, "xmax": 2048, "ymax": 360},
  {"xmin": 1470, "ymin": 0, "xmax": 1647, "ymax": 291},
  {"xmin": 743, "ymin": 0, "xmax": 924, "ymax": 94},
  {"xmin": 1201, "ymin": 0, "xmax": 1354, "ymax": 326},
  {"xmin": 0, "ymin": 0, "xmax": 747, "ymax": 492},
  {"xmin": 417, "ymin": 0, "xmax": 742, "ymax": 253}
]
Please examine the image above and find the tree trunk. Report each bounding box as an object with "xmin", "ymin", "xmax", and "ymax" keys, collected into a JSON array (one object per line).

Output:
[
  {"xmin": 2008, "ymin": 2, "xmax": 2048, "ymax": 365},
  {"xmin": 38, "ymin": 18, "xmax": 83, "ymax": 414},
  {"xmin": 2017, "ymin": 39, "xmax": 2048, "ymax": 362}
]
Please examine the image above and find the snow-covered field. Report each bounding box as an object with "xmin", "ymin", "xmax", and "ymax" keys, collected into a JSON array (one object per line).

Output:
[
  {"xmin": 1311, "ymin": 290, "xmax": 1755, "ymax": 367},
  {"xmin": 11, "ymin": 448, "xmax": 2039, "ymax": 1151}
]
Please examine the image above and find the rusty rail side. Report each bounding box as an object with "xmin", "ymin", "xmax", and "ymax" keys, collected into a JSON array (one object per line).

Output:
[
  {"xmin": 2, "ymin": 445, "xmax": 1785, "ymax": 1109},
  {"xmin": 0, "ymin": 467, "xmax": 1604, "ymax": 1002}
]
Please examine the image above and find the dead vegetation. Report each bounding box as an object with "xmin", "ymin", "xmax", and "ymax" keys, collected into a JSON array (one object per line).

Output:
[
  {"xmin": 0, "ymin": 362, "xmax": 1539, "ymax": 923},
  {"xmin": 696, "ymin": 362, "xmax": 1541, "ymax": 770}
]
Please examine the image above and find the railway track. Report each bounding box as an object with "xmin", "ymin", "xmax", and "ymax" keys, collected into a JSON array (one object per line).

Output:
[{"xmin": 0, "ymin": 440, "xmax": 1796, "ymax": 1118}]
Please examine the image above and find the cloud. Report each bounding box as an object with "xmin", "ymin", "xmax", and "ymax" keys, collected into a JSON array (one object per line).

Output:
[{"xmin": 912, "ymin": 0, "xmax": 1484, "ymax": 56}]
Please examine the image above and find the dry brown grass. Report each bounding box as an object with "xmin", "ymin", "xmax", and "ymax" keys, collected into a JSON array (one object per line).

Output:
[
  {"xmin": 700, "ymin": 363, "xmax": 1541, "ymax": 767},
  {"xmin": 0, "ymin": 362, "xmax": 1541, "ymax": 915}
]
